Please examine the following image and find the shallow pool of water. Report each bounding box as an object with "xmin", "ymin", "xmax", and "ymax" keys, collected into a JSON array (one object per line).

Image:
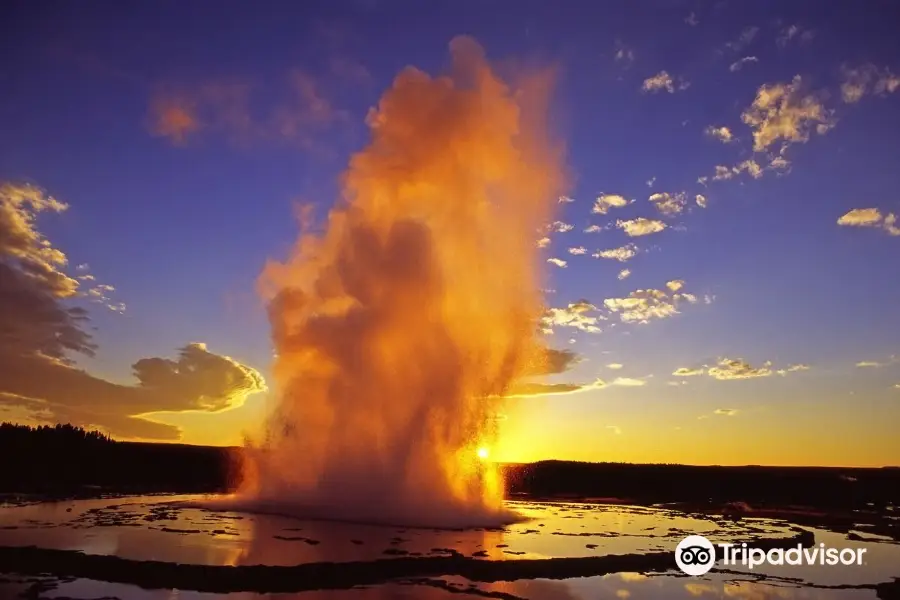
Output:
[{"xmin": 1, "ymin": 495, "xmax": 897, "ymax": 599}]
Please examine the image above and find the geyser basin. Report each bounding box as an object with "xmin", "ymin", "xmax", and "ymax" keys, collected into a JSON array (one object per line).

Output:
[{"xmin": 3, "ymin": 496, "xmax": 900, "ymax": 599}]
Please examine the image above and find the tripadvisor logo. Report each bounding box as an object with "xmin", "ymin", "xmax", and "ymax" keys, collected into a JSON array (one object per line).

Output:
[{"xmin": 675, "ymin": 535, "xmax": 867, "ymax": 576}]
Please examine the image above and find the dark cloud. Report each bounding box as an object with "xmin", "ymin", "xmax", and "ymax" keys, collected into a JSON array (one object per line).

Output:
[
  {"xmin": 0, "ymin": 183, "xmax": 266, "ymax": 440},
  {"xmin": 0, "ymin": 344, "xmax": 266, "ymax": 440}
]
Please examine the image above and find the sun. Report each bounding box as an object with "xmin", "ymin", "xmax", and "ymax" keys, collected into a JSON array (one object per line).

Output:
[{"xmin": 476, "ymin": 447, "xmax": 490, "ymax": 460}]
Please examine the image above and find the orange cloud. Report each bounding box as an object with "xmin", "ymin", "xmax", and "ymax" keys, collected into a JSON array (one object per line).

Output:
[{"xmin": 149, "ymin": 97, "xmax": 200, "ymax": 144}]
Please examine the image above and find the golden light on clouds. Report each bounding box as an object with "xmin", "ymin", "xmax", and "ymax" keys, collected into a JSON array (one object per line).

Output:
[
  {"xmin": 641, "ymin": 70, "xmax": 688, "ymax": 94},
  {"xmin": 0, "ymin": 182, "xmax": 266, "ymax": 440},
  {"xmin": 741, "ymin": 75, "xmax": 834, "ymax": 152},
  {"xmin": 592, "ymin": 194, "xmax": 631, "ymax": 215},
  {"xmin": 838, "ymin": 208, "xmax": 900, "ymax": 236},
  {"xmin": 593, "ymin": 243, "xmax": 638, "ymax": 261},
  {"xmin": 603, "ymin": 282, "xmax": 698, "ymax": 323},
  {"xmin": 649, "ymin": 191, "xmax": 688, "ymax": 216},
  {"xmin": 616, "ymin": 218, "xmax": 667, "ymax": 237}
]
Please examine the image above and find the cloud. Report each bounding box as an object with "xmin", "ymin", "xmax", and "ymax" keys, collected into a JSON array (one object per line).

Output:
[
  {"xmin": 568, "ymin": 246, "xmax": 587, "ymax": 255},
  {"xmin": 611, "ymin": 377, "xmax": 646, "ymax": 387},
  {"xmin": 856, "ymin": 356, "xmax": 899, "ymax": 368},
  {"xmin": 592, "ymin": 243, "xmax": 638, "ymax": 261},
  {"xmin": 618, "ymin": 268, "xmax": 631, "ymax": 280},
  {"xmin": 641, "ymin": 71, "xmax": 689, "ymax": 94},
  {"xmin": 837, "ymin": 208, "xmax": 900, "ymax": 236},
  {"xmin": 705, "ymin": 126, "xmax": 735, "ymax": 143},
  {"xmin": 616, "ymin": 218, "xmax": 667, "ymax": 237},
  {"xmin": 741, "ymin": 76, "xmax": 835, "ymax": 152},
  {"xmin": 707, "ymin": 159, "xmax": 765, "ymax": 183},
  {"xmin": 584, "ymin": 225, "xmax": 604, "ymax": 233},
  {"xmin": 725, "ymin": 26, "xmax": 759, "ymax": 53},
  {"xmin": 713, "ymin": 408, "xmax": 738, "ymax": 416},
  {"xmin": 547, "ymin": 221, "xmax": 575, "ymax": 233},
  {"xmin": 592, "ymin": 194, "xmax": 631, "ymax": 215},
  {"xmin": 840, "ymin": 64, "xmax": 900, "ymax": 104},
  {"xmin": 503, "ymin": 378, "xmax": 607, "ymax": 398},
  {"xmin": 537, "ymin": 237, "xmax": 551, "ymax": 248},
  {"xmin": 776, "ymin": 364, "xmax": 810, "ymax": 376},
  {"xmin": 603, "ymin": 281, "xmax": 699, "ymax": 324},
  {"xmin": 0, "ymin": 343, "xmax": 267, "ymax": 440},
  {"xmin": 148, "ymin": 98, "xmax": 200, "ymax": 144},
  {"xmin": 648, "ymin": 192, "xmax": 688, "ymax": 216},
  {"xmin": 148, "ymin": 70, "xmax": 349, "ymax": 150},
  {"xmin": 541, "ymin": 300, "xmax": 603, "ymax": 334},
  {"xmin": 614, "ymin": 41, "xmax": 635, "ymax": 69},
  {"xmin": 646, "ymin": 177, "xmax": 656, "ymax": 188},
  {"xmin": 0, "ymin": 183, "xmax": 97, "ymax": 362},
  {"xmin": 685, "ymin": 12, "xmax": 698, "ymax": 26},
  {"xmin": 729, "ymin": 56, "xmax": 759, "ymax": 72},
  {"xmin": 607, "ymin": 363, "xmax": 624, "ymax": 370},
  {"xmin": 535, "ymin": 348, "xmax": 582, "ymax": 375},
  {"xmin": 696, "ymin": 194, "xmax": 708, "ymax": 208},
  {"xmin": 558, "ymin": 195, "xmax": 576, "ymax": 204},
  {"xmin": 777, "ymin": 25, "xmax": 815, "ymax": 47},
  {"xmin": 673, "ymin": 367, "xmax": 704, "ymax": 377},
  {"xmin": 0, "ymin": 182, "xmax": 265, "ymax": 440},
  {"xmin": 708, "ymin": 358, "xmax": 773, "ymax": 380},
  {"xmin": 547, "ymin": 257, "xmax": 568, "ymax": 268}
]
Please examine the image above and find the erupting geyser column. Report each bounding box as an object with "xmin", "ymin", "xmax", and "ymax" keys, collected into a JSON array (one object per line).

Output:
[{"xmin": 240, "ymin": 36, "xmax": 568, "ymax": 528}]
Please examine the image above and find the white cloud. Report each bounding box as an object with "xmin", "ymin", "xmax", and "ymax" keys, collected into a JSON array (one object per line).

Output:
[
  {"xmin": 593, "ymin": 243, "xmax": 638, "ymax": 262},
  {"xmin": 548, "ymin": 221, "xmax": 575, "ymax": 233},
  {"xmin": 729, "ymin": 56, "xmax": 759, "ymax": 72},
  {"xmin": 541, "ymin": 300, "xmax": 603, "ymax": 334},
  {"xmin": 777, "ymin": 25, "xmax": 815, "ymax": 47},
  {"xmin": 558, "ymin": 195, "xmax": 576, "ymax": 203},
  {"xmin": 649, "ymin": 192, "xmax": 688, "ymax": 216},
  {"xmin": 607, "ymin": 363, "xmax": 623, "ymax": 370},
  {"xmin": 714, "ymin": 408, "xmax": 738, "ymax": 416},
  {"xmin": 646, "ymin": 177, "xmax": 656, "ymax": 188},
  {"xmin": 547, "ymin": 257, "xmax": 568, "ymax": 268},
  {"xmin": 642, "ymin": 71, "xmax": 689, "ymax": 94},
  {"xmin": 696, "ymin": 194, "xmax": 707, "ymax": 208},
  {"xmin": 614, "ymin": 40, "xmax": 635, "ymax": 69},
  {"xmin": 685, "ymin": 12, "xmax": 698, "ymax": 26},
  {"xmin": 584, "ymin": 224, "xmax": 604, "ymax": 233},
  {"xmin": 617, "ymin": 218, "xmax": 667, "ymax": 237},
  {"xmin": 537, "ymin": 237, "xmax": 551, "ymax": 248},
  {"xmin": 603, "ymin": 282, "xmax": 699, "ymax": 324},
  {"xmin": 705, "ymin": 126, "xmax": 735, "ymax": 143},
  {"xmin": 618, "ymin": 268, "xmax": 631, "ymax": 280},
  {"xmin": 568, "ymin": 246, "xmax": 587, "ymax": 255},
  {"xmin": 726, "ymin": 26, "xmax": 759, "ymax": 52},
  {"xmin": 593, "ymin": 194, "xmax": 631, "ymax": 215},
  {"xmin": 741, "ymin": 75, "xmax": 835, "ymax": 152}
]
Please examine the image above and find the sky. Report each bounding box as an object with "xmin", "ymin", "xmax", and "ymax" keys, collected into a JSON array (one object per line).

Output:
[{"xmin": 1, "ymin": 0, "xmax": 899, "ymax": 467}]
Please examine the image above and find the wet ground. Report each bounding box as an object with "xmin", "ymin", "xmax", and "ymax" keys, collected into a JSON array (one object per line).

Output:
[{"xmin": 0, "ymin": 495, "xmax": 898, "ymax": 599}]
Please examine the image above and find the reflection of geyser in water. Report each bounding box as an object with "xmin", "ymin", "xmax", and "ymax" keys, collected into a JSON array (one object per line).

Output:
[{"xmin": 230, "ymin": 36, "xmax": 567, "ymax": 528}]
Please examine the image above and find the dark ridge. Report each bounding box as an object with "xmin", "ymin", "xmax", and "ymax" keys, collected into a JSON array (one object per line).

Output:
[
  {"xmin": 2, "ymin": 422, "xmax": 898, "ymax": 512},
  {"xmin": 0, "ymin": 529, "xmax": 814, "ymax": 593}
]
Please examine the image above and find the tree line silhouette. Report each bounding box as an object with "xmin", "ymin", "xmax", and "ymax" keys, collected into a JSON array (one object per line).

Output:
[
  {"xmin": 0, "ymin": 422, "xmax": 113, "ymax": 445},
  {"xmin": 0, "ymin": 421, "xmax": 239, "ymax": 495},
  {"xmin": 0, "ymin": 422, "xmax": 897, "ymax": 514}
]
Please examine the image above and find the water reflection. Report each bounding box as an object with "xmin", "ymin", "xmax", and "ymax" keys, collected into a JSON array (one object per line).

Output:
[{"xmin": 0, "ymin": 496, "xmax": 896, "ymax": 600}]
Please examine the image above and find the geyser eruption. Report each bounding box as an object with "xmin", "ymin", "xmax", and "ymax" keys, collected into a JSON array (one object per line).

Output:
[{"xmin": 240, "ymin": 36, "xmax": 568, "ymax": 527}]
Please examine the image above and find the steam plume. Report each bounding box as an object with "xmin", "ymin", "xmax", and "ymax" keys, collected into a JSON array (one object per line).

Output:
[{"xmin": 239, "ymin": 36, "xmax": 567, "ymax": 527}]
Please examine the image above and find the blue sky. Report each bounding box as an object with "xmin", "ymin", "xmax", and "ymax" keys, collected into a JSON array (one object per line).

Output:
[{"xmin": 1, "ymin": 0, "xmax": 899, "ymax": 465}]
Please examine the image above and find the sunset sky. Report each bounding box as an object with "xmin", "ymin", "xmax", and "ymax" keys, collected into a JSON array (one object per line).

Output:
[{"xmin": 2, "ymin": 1, "xmax": 899, "ymax": 467}]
